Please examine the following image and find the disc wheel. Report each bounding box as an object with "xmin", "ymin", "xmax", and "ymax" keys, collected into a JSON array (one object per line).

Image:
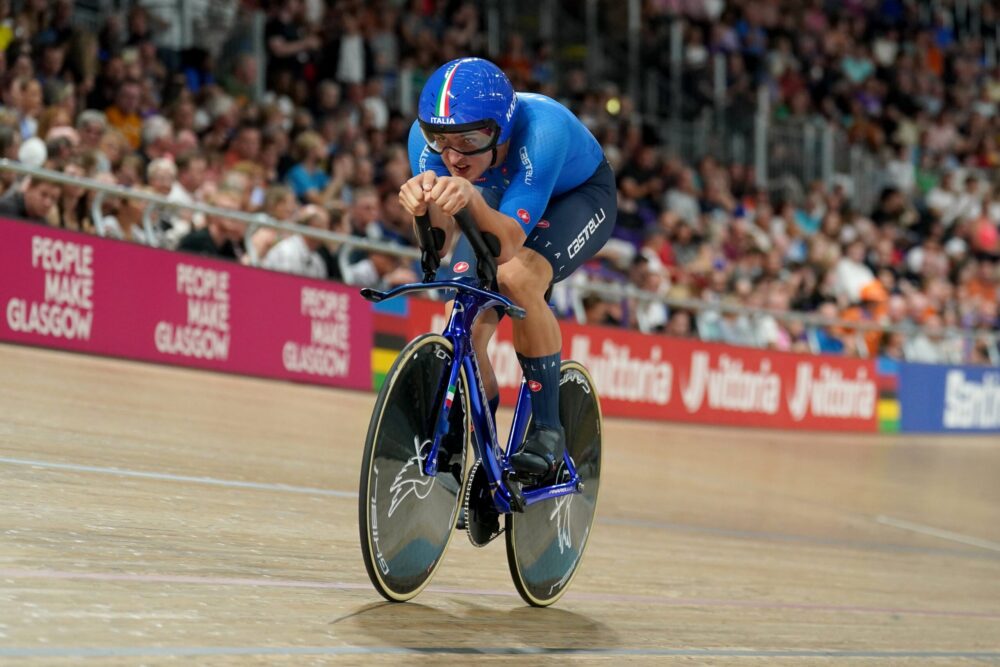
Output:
[
  {"xmin": 505, "ymin": 361, "xmax": 602, "ymax": 606},
  {"xmin": 358, "ymin": 334, "xmax": 468, "ymax": 602}
]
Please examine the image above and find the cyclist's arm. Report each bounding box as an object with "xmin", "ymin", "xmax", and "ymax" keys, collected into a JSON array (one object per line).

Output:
[{"xmin": 462, "ymin": 189, "xmax": 525, "ymax": 264}]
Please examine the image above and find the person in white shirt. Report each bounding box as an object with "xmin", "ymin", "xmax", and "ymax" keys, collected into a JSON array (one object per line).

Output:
[
  {"xmin": 261, "ymin": 204, "xmax": 330, "ymax": 279},
  {"xmin": 924, "ymin": 171, "xmax": 960, "ymax": 226}
]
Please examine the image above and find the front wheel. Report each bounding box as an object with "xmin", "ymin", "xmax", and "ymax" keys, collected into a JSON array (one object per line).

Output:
[
  {"xmin": 358, "ymin": 334, "xmax": 468, "ymax": 602},
  {"xmin": 505, "ymin": 361, "xmax": 602, "ymax": 606}
]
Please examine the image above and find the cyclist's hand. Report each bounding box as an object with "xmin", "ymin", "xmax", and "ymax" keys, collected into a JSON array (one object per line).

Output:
[
  {"xmin": 427, "ymin": 176, "xmax": 475, "ymax": 216},
  {"xmin": 399, "ymin": 171, "xmax": 437, "ymax": 217}
]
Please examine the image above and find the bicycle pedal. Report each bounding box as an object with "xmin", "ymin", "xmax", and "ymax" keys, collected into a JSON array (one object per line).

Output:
[{"xmin": 504, "ymin": 472, "xmax": 527, "ymax": 513}]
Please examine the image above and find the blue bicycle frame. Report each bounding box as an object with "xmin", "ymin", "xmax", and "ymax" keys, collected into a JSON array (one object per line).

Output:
[{"xmin": 361, "ymin": 279, "xmax": 582, "ymax": 514}]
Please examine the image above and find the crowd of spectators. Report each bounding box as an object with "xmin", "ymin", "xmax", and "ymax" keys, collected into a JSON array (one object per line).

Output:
[{"xmin": 0, "ymin": 0, "xmax": 996, "ymax": 365}]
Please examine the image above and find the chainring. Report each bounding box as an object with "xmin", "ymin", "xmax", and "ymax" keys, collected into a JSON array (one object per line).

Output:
[{"xmin": 463, "ymin": 460, "xmax": 502, "ymax": 547}]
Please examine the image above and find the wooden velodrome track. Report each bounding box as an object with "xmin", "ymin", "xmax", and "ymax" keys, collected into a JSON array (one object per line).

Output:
[{"xmin": 1, "ymin": 342, "xmax": 999, "ymax": 665}]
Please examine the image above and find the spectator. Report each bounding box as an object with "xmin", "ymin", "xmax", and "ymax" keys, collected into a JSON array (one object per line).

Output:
[
  {"xmin": 285, "ymin": 130, "xmax": 329, "ymax": 204},
  {"xmin": 15, "ymin": 77, "xmax": 42, "ymax": 139},
  {"xmin": 250, "ymin": 183, "xmax": 298, "ymax": 262},
  {"xmin": 51, "ymin": 155, "xmax": 91, "ymax": 232},
  {"xmin": 221, "ymin": 53, "xmax": 258, "ymax": 106},
  {"xmin": 223, "ymin": 122, "xmax": 261, "ymax": 170},
  {"xmin": 104, "ymin": 79, "xmax": 142, "ymax": 149},
  {"xmin": 176, "ymin": 190, "xmax": 245, "ymax": 261},
  {"xmin": 262, "ymin": 204, "xmax": 330, "ymax": 279},
  {"xmin": 75, "ymin": 109, "xmax": 108, "ymax": 151},
  {"xmin": 265, "ymin": 0, "xmax": 320, "ymax": 94},
  {"xmin": 0, "ymin": 170, "xmax": 60, "ymax": 223},
  {"xmin": 140, "ymin": 115, "xmax": 173, "ymax": 165}
]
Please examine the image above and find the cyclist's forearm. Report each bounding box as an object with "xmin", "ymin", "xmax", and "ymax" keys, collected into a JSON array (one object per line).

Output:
[{"xmin": 466, "ymin": 191, "xmax": 525, "ymax": 263}]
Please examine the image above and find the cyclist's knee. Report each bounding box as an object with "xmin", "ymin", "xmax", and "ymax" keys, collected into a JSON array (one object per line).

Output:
[{"xmin": 497, "ymin": 252, "xmax": 552, "ymax": 300}]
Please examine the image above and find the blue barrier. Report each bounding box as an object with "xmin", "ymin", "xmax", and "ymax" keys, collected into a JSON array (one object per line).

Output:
[{"xmin": 898, "ymin": 362, "xmax": 1000, "ymax": 433}]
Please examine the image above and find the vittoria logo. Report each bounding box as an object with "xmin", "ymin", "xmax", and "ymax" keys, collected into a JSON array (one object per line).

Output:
[
  {"xmin": 537, "ymin": 220, "xmax": 550, "ymax": 228},
  {"xmin": 517, "ymin": 209, "xmax": 531, "ymax": 224},
  {"xmin": 787, "ymin": 363, "xmax": 876, "ymax": 421},
  {"xmin": 453, "ymin": 261, "xmax": 470, "ymax": 273},
  {"xmin": 528, "ymin": 380, "xmax": 542, "ymax": 392}
]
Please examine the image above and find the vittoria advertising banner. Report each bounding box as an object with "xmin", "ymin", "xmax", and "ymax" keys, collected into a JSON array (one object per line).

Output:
[
  {"xmin": 0, "ymin": 217, "xmax": 372, "ymax": 390},
  {"xmin": 398, "ymin": 298, "xmax": 880, "ymax": 432},
  {"xmin": 898, "ymin": 362, "xmax": 1000, "ymax": 433}
]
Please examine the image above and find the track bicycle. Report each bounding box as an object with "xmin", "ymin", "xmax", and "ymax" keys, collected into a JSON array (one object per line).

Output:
[{"xmin": 358, "ymin": 210, "xmax": 602, "ymax": 607}]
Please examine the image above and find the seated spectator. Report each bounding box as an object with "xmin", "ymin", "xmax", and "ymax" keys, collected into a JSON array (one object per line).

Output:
[
  {"xmin": 285, "ymin": 130, "xmax": 329, "ymax": 204},
  {"xmin": 76, "ymin": 110, "xmax": 108, "ymax": 152},
  {"xmin": 176, "ymin": 190, "xmax": 246, "ymax": 261},
  {"xmin": 262, "ymin": 204, "xmax": 330, "ymax": 279},
  {"xmin": 665, "ymin": 309, "xmax": 694, "ymax": 338},
  {"xmin": 809, "ymin": 301, "xmax": 846, "ymax": 355},
  {"xmin": 223, "ymin": 122, "xmax": 261, "ymax": 170},
  {"xmin": 140, "ymin": 115, "xmax": 174, "ymax": 165},
  {"xmin": 582, "ymin": 293, "xmax": 625, "ymax": 327},
  {"xmin": 663, "ymin": 167, "xmax": 700, "ymax": 225},
  {"xmin": 14, "ymin": 76, "xmax": 43, "ymax": 139},
  {"xmin": 0, "ymin": 169, "xmax": 60, "ymax": 223},
  {"xmin": 52, "ymin": 155, "xmax": 92, "ymax": 232},
  {"xmin": 167, "ymin": 150, "xmax": 207, "ymax": 235},
  {"xmin": 104, "ymin": 79, "xmax": 143, "ymax": 149},
  {"xmin": 312, "ymin": 206, "xmax": 347, "ymax": 282},
  {"xmin": 251, "ymin": 184, "xmax": 298, "ymax": 262}
]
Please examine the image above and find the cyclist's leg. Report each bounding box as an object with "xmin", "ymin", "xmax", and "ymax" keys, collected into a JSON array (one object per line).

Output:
[
  {"xmin": 501, "ymin": 245, "xmax": 563, "ymax": 478},
  {"xmin": 506, "ymin": 160, "xmax": 618, "ymax": 478}
]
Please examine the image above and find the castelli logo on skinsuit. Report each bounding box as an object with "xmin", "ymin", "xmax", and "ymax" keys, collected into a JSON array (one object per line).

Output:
[
  {"xmin": 537, "ymin": 220, "xmax": 550, "ymax": 228},
  {"xmin": 453, "ymin": 261, "xmax": 470, "ymax": 273},
  {"xmin": 517, "ymin": 209, "xmax": 531, "ymax": 224},
  {"xmin": 528, "ymin": 380, "xmax": 542, "ymax": 392}
]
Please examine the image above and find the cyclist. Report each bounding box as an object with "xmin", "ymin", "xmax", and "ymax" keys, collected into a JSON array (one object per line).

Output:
[{"xmin": 399, "ymin": 57, "xmax": 616, "ymax": 482}]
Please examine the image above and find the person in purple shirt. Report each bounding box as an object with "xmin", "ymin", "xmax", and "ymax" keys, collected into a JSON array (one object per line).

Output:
[{"xmin": 399, "ymin": 57, "xmax": 617, "ymax": 481}]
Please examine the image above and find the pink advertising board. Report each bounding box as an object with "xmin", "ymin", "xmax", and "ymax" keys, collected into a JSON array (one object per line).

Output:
[{"xmin": 0, "ymin": 217, "xmax": 372, "ymax": 390}]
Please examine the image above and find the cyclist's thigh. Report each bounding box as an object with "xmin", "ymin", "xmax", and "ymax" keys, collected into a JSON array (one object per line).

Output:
[{"xmin": 523, "ymin": 160, "xmax": 618, "ymax": 283}]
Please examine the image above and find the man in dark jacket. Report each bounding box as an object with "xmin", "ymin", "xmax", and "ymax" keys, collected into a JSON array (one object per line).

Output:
[
  {"xmin": 176, "ymin": 190, "xmax": 246, "ymax": 261},
  {"xmin": 0, "ymin": 174, "xmax": 60, "ymax": 223}
]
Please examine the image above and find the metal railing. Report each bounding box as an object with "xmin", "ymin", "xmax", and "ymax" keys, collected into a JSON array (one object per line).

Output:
[
  {"xmin": 0, "ymin": 160, "xmax": 420, "ymax": 267},
  {"xmin": 3, "ymin": 159, "xmax": 996, "ymax": 366}
]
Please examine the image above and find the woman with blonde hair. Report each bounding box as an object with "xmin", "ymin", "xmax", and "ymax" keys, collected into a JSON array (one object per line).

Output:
[{"xmin": 286, "ymin": 130, "xmax": 329, "ymax": 205}]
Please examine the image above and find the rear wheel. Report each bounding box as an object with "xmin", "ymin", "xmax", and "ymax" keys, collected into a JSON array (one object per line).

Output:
[
  {"xmin": 358, "ymin": 334, "xmax": 468, "ymax": 602},
  {"xmin": 505, "ymin": 361, "xmax": 602, "ymax": 606}
]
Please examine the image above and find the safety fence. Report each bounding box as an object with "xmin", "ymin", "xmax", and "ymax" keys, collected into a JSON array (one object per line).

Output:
[
  {"xmin": 1, "ymin": 159, "xmax": 997, "ymax": 370},
  {"xmin": 2, "ymin": 215, "xmax": 997, "ymax": 434}
]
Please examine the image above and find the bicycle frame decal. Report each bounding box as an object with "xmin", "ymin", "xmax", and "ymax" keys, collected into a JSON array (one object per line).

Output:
[
  {"xmin": 369, "ymin": 463, "xmax": 390, "ymax": 575},
  {"xmin": 388, "ymin": 436, "xmax": 437, "ymax": 517}
]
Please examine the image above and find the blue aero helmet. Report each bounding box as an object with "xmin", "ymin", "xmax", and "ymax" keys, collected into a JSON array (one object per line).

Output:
[{"xmin": 417, "ymin": 57, "xmax": 517, "ymax": 165}]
